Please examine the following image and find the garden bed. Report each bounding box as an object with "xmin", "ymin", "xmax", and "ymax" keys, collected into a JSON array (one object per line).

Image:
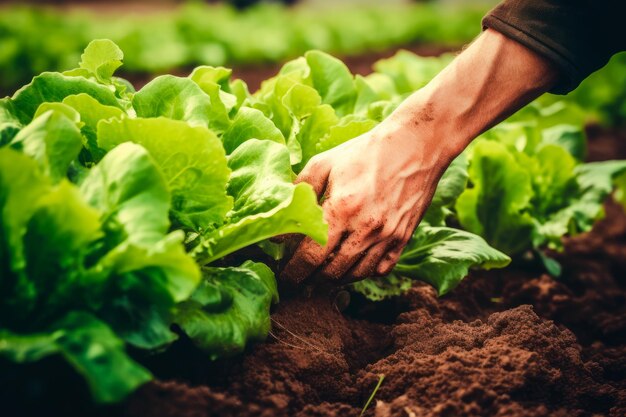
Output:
[
  {"xmin": 3, "ymin": 39, "xmax": 626, "ymax": 417},
  {"xmin": 116, "ymin": 127, "xmax": 626, "ymax": 417}
]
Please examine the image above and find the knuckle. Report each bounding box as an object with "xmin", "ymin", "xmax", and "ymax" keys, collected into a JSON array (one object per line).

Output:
[
  {"xmin": 307, "ymin": 155, "xmax": 325, "ymax": 170},
  {"xmin": 298, "ymin": 158, "xmax": 325, "ymax": 182},
  {"xmin": 367, "ymin": 219, "xmax": 386, "ymax": 236},
  {"xmin": 376, "ymin": 224, "xmax": 397, "ymax": 239},
  {"xmin": 386, "ymin": 236, "xmax": 403, "ymax": 250}
]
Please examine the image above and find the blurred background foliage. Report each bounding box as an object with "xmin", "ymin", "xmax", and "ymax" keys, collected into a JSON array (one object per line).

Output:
[
  {"xmin": 0, "ymin": 0, "xmax": 624, "ymax": 125},
  {"xmin": 0, "ymin": 0, "xmax": 488, "ymax": 92}
]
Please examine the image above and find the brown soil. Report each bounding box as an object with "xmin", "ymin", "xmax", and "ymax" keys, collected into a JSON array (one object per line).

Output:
[{"xmin": 118, "ymin": 126, "xmax": 626, "ymax": 417}]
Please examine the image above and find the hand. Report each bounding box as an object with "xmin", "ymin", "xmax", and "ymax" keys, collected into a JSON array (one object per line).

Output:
[
  {"xmin": 280, "ymin": 120, "xmax": 450, "ymax": 285},
  {"xmin": 280, "ymin": 28, "xmax": 557, "ymax": 286}
]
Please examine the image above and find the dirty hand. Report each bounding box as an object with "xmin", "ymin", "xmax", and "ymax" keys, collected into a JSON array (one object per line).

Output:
[
  {"xmin": 280, "ymin": 117, "xmax": 454, "ymax": 285},
  {"xmin": 280, "ymin": 29, "xmax": 558, "ymax": 285}
]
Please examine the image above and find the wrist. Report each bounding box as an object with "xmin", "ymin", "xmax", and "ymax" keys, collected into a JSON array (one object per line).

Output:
[
  {"xmin": 380, "ymin": 91, "xmax": 468, "ymax": 166},
  {"xmin": 379, "ymin": 28, "xmax": 558, "ymax": 167},
  {"xmin": 374, "ymin": 106, "xmax": 460, "ymax": 175}
]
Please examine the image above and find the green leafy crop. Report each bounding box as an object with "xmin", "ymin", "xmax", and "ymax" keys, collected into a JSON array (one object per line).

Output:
[
  {"xmin": 1, "ymin": 39, "xmax": 624, "ymax": 404},
  {"xmin": 0, "ymin": 39, "xmax": 326, "ymax": 403},
  {"xmin": 0, "ymin": 144, "xmax": 193, "ymax": 403}
]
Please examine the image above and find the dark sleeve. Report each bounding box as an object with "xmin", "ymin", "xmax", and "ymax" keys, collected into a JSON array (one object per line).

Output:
[{"xmin": 482, "ymin": 0, "xmax": 626, "ymax": 94}]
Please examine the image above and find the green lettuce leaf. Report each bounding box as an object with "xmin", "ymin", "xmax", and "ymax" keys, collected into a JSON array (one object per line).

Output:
[
  {"xmin": 294, "ymin": 104, "xmax": 338, "ymax": 171},
  {"xmin": 251, "ymin": 77, "xmax": 305, "ymax": 165},
  {"xmin": 350, "ymin": 273, "xmax": 413, "ymax": 302},
  {"xmin": 21, "ymin": 180, "xmax": 102, "ymax": 324},
  {"xmin": 535, "ymin": 161, "xmax": 626, "ymax": 250},
  {"xmin": 250, "ymin": 51, "xmax": 367, "ymax": 166},
  {"xmin": 1, "ymin": 141, "xmax": 201, "ymax": 403},
  {"xmin": 194, "ymin": 182, "xmax": 326, "ymax": 264},
  {"xmin": 132, "ymin": 75, "xmax": 214, "ymax": 128},
  {"xmin": 373, "ymin": 51, "xmax": 452, "ymax": 94},
  {"xmin": 305, "ymin": 50, "xmax": 357, "ymax": 116},
  {"xmin": 193, "ymin": 140, "xmax": 327, "ymax": 264},
  {"xmin": 456, "ymin": 140, "xmax": 535, "ymax": 255},
  {"xmin": 172, "ymin": 261, "xmax": 277, "ymax": 359},
  {"xmin": 62, "ymin": 93, "xmax": 125, "ymax": 163},
  {"xmin": 392, "ymin": 226, "xmax": 511, "ymax": 295},
  {"xmin": 80, "ymin": 143, "xmax": 200, "ymax": 300},
  {"xmin": 9, "ymin": 108, "xmax": 83, "ymax": 182},
  {"xmin": 576, "ymin": 160, "xmax": 626, "ymax": 200},
  {"xmin": 221, "ymin": 106, "xmax": 285, "ymax": 154},
  {"xmin": 354, "ymin": 74, "xmax": 397, "ymax": 114},
  {"xmin": 315, "ymin": 116, "xmax": 376, "ymax": 154},
  {"xmin": 54, "ymin": 312, "xmax": 151, "ymax": 403},
  {"xmin": 229, "ymin": 78, "xmax": 251, "ymax": 111},
  {"xmin": 0, "ymin": 98, "xmax": 21, "ymax": 146},
  {"xmin": 422, "ymin": 153, "xmax": 469, "ymax": 226},
  {"xmin": 97, "ymin": 117, "xmax": 232, "ymax": 232},
  {"xmin": 78, "ymin": 39, "xmax": 124, "ymax": 83},
  {"xmin": 538, "ymin": 160, "xmax": 626, "ymax": 248},
  {"xmin": 10, "ymin": 72, "xmax": 121, "ymax": 124},
  {"xmin": 80, "ymin": 143, "xmax": 200, "ymax": 348},
  {"xmin": 0, "ymin": 148, "xmax": 51, "ymax": 314},
  {"xmin": 226, "ymin": 139, "xmax": 298, "ymax": 221},
  {"xmin": 540, "ymin": 124, "xmax": 586, "ymax": 162},
  {"xmin": 189, "ymin": 66, "xmax": 238, "ymax": 133},
  {"xmin": 527, "ymin": 145, "xmax": 578, "ymax": 219},
  {"xmin": 281, "ymin": 83, "xmax": 323, "ymax": 119}
]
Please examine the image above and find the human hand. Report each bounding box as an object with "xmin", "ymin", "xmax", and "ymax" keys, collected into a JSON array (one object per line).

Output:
[
  {"xmin": 280, "ymin": 29, "xmax": 557, "ymax": 286},
  {"xmin": 280, "ymin": 120, "xmax": 452, "ymax": 285}
]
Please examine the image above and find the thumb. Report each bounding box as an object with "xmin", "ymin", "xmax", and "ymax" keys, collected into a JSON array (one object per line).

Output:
[{"xmin": 295, "ymin": 156, "xmax": 331, "ymax": 201}]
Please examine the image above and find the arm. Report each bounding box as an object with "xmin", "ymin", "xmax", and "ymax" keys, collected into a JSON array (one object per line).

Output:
[
  {"xmin": 482, "ymin": 0, "xmax": 625, "ymax": 94},
  {"xmin": 281, "ymin": 28, "xmax": 558, "ymax": 284}
]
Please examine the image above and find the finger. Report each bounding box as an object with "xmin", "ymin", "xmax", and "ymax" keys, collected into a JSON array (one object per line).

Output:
[
  {"xmin": 318, "ymin": 233, "xmax": 370, "ymax": 282},
  {"xmin": 375, "ymin": 217, "xmax": 421, "ymax": 276},
  {"xmin": 346, "ymin": 240, "xmax": 392, "ymax": 281},
  {"xmin": 280, "ymin": 229, "xmax": 343, "ymax": 285},
  {"xmin": 376, "ymin": 246, "xmax": 404, "ymax": 276},
  {"xmin": 295, "ymin": 158, "xmax": 331, "ymax": 199}
]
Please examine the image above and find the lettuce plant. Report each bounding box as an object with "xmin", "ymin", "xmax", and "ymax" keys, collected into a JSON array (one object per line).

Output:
[
  {"xmin": 0, "ymin": 40, "xmax": 325, "ymax": 402},
  {"xmin": 0, "ymin": 143, "xmax": 197, "ymax": 402},
  {"xmin": 1, "ymin": 40, "xmax": 623, "ymax": 403}
]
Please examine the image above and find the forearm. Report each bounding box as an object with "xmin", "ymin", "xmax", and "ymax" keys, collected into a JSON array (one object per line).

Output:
[{"xmin": 383, "ymin": 29, "xmax": 559, "ymax": 166}]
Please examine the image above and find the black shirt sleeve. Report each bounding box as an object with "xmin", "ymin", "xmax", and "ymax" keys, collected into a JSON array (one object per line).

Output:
[{"xmin": 482, "ymin": 0, "xmax": 626, "ymax": 94}]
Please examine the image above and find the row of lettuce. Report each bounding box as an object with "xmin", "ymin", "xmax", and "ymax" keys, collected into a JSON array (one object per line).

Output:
[
  {"xmin": 1, "ymin": 40, "xmax": 625, "ymax": 404},
  {"xmin": 2, "ymin": 3, "xmax": 624, "ymax": 124},
  {"xmin": 0, "ymin": 2, "xmax": 485, "ymax": 92}
]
